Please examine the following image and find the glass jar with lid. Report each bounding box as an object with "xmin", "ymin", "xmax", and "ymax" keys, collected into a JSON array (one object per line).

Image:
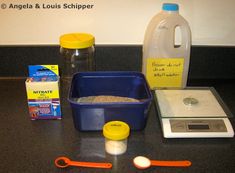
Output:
[{"xmin": 59, "ymin": 33, "xmax": 95, "ymax": 78}]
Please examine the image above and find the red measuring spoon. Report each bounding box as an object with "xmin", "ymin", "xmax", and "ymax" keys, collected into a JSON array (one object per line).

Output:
[
  {"xmin": 55, "ymin": 156, "xmax": 112, "ymax": 169},
  {"xmin": 133, "ymin": 156, "xmax": 191, "ymax": 169}
]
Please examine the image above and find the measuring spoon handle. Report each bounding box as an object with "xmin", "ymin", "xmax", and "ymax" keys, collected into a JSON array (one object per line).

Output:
[
  {"xmin": 150, "ymin": 160, "xmax": 191, "ymax": 167},
  {"xmin": 69, "ymin": 161, "xmax": 112, "ymax": 169}
]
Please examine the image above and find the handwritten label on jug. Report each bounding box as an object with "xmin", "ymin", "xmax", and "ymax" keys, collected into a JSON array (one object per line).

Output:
[{"xmin": 146, "ymin": 58, "xmax": 184, "ymax": 89}]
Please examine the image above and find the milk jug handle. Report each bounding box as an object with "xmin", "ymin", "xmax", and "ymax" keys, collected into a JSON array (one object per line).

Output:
[{"xmin": 174, "ymin": 24, "xmax": 191, "ymax": 49}]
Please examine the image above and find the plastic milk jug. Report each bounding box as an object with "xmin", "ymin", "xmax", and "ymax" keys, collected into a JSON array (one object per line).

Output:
[{"xmin": 142, "ymin": 3, "xmax": 191, "ymax": 89}]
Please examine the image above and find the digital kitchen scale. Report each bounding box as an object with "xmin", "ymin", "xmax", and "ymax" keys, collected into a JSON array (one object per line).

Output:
[{"xmin": 154, "ymin": 87, "xmax": 234, "ymax": 138}]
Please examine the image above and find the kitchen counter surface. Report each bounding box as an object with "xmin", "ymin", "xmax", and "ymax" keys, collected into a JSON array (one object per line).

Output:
[{"xmin": 1, "ymin": 79, "xmax": 235, "ymax": 173}]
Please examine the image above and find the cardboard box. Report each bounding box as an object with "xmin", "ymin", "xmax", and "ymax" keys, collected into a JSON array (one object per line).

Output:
[{"xmin": 25, "ymin": 65, "xmax": 61, "ymax": 120}]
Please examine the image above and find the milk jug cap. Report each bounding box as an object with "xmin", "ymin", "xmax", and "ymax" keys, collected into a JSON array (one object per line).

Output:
[{"xmin": 162, "ymin": 3, "xmax": 179, "ymax": 11}]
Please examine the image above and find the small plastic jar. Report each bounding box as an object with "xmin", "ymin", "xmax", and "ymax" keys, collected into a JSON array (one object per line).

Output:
[
  {"xmin": 59, "ymin": 33, "xmax": 95, "ymax": 78},
  {"xmin": 103, "ymin": 121, "xmax": 130, "ymax": 155}
]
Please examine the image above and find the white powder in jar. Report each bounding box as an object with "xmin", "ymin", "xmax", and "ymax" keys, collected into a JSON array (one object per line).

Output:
[{"xmin": 105, "ymin": 139, "xmax": 127, "ymax": 155}]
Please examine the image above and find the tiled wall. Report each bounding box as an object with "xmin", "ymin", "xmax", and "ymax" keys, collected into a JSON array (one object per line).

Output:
[{"xmin": 0, "ymin": 46, "xmax": 235, "ymax": 80}]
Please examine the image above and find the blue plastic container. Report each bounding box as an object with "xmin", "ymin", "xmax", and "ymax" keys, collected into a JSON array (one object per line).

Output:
[{"xmin": 68, "ymin": 71, "xmax": 152, "ymax": 131}]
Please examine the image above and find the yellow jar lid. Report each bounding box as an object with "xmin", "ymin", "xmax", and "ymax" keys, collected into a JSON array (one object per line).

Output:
[
  {"xmin": 60, "ymin": 33, "xmax": 94, "ymax": 49},
  {"xmin": 103, "ymin": 121, "xmax": 130, "ymax": 140}
]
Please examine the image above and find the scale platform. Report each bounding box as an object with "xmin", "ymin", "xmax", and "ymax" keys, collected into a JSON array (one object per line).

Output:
[{"xmin": 155, "ymin": 87, "xmax": 234, "ymax": 138}]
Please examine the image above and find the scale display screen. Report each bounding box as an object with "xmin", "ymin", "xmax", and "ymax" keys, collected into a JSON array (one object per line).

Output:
[
  {"xmin": 188, "ymin": 124, "xmax": 209, "ymax": 130},
  {"xmin": 170, "ymin": 119, "xmax": 227, "ymax": 132}
]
